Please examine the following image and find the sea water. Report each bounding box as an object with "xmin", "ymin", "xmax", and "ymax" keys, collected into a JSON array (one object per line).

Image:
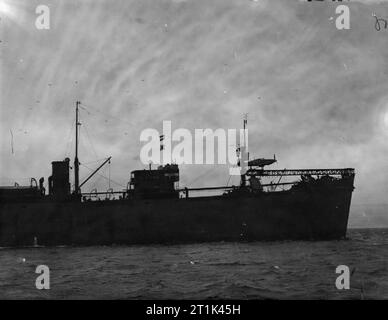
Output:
[{"xmin": 0, "ymin": 228, "xmax": 387, "ymax": 299}]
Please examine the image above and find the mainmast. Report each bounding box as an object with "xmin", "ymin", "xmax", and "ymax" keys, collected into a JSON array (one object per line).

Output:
[
  {"xmin": 74, "ymin": 101, "xmax": 81, "ymax": 194},
  {"xmin": 240, "ymin": 114, "xmax": 248, "ymax": 187}
]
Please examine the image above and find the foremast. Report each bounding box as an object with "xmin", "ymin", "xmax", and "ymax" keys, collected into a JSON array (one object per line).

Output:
[{"xmin": 74, "ymin": 101, "xmax": 81, "ymax": 195}]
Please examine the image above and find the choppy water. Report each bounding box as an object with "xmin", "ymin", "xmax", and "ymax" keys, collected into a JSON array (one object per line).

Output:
[{"xmin": 0, "ymin": 228, "xmax": 387, "ymax": 300}]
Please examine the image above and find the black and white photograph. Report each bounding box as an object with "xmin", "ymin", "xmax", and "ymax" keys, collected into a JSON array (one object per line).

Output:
[{"xmin": 0, "ymin": 0, "xmax": 387, "ymax": 306}]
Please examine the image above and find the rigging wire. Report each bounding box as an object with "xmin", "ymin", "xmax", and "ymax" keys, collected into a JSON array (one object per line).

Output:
[
  {"xmin": 81, "ymin": 158, "xmax": 111, "ymax": 166},
  {"xmin": 82, "ymin": 122, "xmax": 99, "ymax": 160},
  {"xmin": 79, "ymin": 126, "xmax": 90, "ymax": 160},
  {"xmin": 64, "ymin": 120, "xmax": 75, "ymax": 158},
  {"xmin": 186, "ymin": 166, "xmax": 216, "ymax": 187},
  {"xmin": 88, "ymin": 171, "xmax": 104, "ymax": 192},
  {"xmin": 226, "ymin": 174, "xmax": 232, "ymax": 187},
  {"xmin": 80, "ymin": 163, "xmax": 126, "ymax": 188},
  {"xmin": 79, "ymin": 106, "xmax": 102, "ymax": 158},
  {"xmin": 79, "ymin": 102, "xmax": 136, "ymax": 127}
]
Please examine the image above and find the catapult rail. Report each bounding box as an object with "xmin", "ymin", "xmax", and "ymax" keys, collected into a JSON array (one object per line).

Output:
[
  {"xmin": 246, "ymin": 168, "xmax": 355, "ymax": 177},
  {"xmin": 81, "ymin": 191, "xmax": 126, "ymax": 199},
  {"xmin": 178, "ymin": 182, "xmax": 297, "ymax": 193}
]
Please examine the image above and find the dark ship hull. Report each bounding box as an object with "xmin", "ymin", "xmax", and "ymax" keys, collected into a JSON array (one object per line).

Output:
[
  {"xmin": 0, "ymin": 104, "xmax": 356, "ymax": 247},
  {"xmin": 0, "ymin": 174, "xmax": 354, "ymax": 247}
]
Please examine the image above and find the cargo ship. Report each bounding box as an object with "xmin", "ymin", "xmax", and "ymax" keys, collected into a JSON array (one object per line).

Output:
[{"xmin": 0, "ymin": 102, "xmax": 355, "ymax": 247}]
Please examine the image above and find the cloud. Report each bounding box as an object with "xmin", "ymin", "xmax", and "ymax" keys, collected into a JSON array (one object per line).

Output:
[{"xmin": 1, "ymin": 0, "xmax": 388, "ymax": 226}]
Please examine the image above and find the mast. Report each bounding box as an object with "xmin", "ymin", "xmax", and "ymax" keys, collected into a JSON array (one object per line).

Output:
[
  {"xmin": 241, "ymin": 114, "xmax": 248, "ymax": 187},
  {"xmin": 74, "ymin": 101, "xmax": 81, "ymax": 194}
]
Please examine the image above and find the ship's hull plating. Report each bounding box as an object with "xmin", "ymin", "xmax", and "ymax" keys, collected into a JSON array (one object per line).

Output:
[{"xmin": 0, "ymin": 179, "xmax": 354, "ymax": 247}]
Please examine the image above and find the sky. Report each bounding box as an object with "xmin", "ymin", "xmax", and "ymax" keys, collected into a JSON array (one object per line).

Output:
[{"xmin": 1, "ymin": 0, "xmax": 388, "ymax": 227}]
